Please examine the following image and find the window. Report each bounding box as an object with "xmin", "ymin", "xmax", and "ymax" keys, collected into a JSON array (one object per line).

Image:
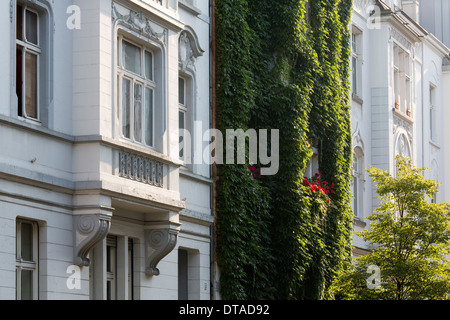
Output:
[
  {"xmin": 393, "ymin": 44, "xmax": 411, "ymax": 115},
  {"xmin": 95, "ymin": 235, "xmax": 134, "ymax": 300},
  {"xmin": 178, "ymin": 75, "xmax": 193, "ymax": 166},
  {"xmin": 16, "ymin": 219, "xmax": 39, "ymax": 300},
  {"xmin": 179, "ymin": 77, "xmax": 187, "ymax": 160},
  {"xmin": 178, "ymin": 248, "xmax": 201, "ymax": 300},
  {"xmin": 430, "ymin": 85, "xmax": 436, "ymax": 142},
  {"xmin": 16, "ymin": 4, "xmax": 40, "ymax": 120},
  {"xmin": 305, "ymin": 143, "xmax": 320, "ymax": 179},
  {"xmin": 178, "ymin": 249, "xmax": 188, "ymax": 300},
  {"xmin": 106, "ymin": 235, "xmax": 117, "ymax": 300},
  {"xmin": 117, "ymin": 36, "xmax": 155, "ymax": 147},
  {"xmin": 351, "ymin": 27, "xmax": 362, "ymax": 99},
  {"xmin": 352, "ymin": 149, "xmax": 364, "ymax": 218}
]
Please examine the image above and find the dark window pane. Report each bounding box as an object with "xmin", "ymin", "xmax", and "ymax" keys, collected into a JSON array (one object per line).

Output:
[
  {"xmin": 16, "ymin": 48, "xmax": 23, "ymax": 116},
  {"xmin": 25, "ymin": 52, "xmax": 38, "ymax": 119},
  {"xmin": 145, "ymin": 88, "xmax": 153, "ymax": 146},
  {"xmin": 134, "ymin": 84, "xmax": 143, "ymax": 142},
  {"xmin": 145, "ymin": 51, "xmax": 153, "ymax": 80},
  {"xmin": 122, "ymin": 41, "xmax": 141, "ymax": 75},
  {"xmin": 122, "ymin": 78, "xmax": 131, "ymax": 138},
  {"xmin": 179, "ymin": 111, "xmax": 185, "ymax": 159},
  {"xmin": 16, "ymin": 5, "xmax": 23, "ymax": 41},
  {"xmin": 25, "ymin": 10, "xmax": 38, "ymax": 45},
  {"xmin": 178, "ymin": 249, "xmax": 188, "ymax": 300},
  {"xmin": 21, "ymin": 223, "xmax": 33, "ymax": 262},
  {"xmin": 21, "ymin": 269, "xmax": 34, "ymax": 300},
  {"xmin": 179, "ymin": 78, "xmax": 185, "ymax": 105}
]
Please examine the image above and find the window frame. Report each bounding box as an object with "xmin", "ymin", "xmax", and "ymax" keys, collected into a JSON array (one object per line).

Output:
[
  {"xmin": 351, "ymin": 26, "xmax": 362, "ymax": 100},
  {"xmin": 429, "ymin": 84, "xmax": 437, "ymax": 142},
  {"xmin": 351, "ymin": 149, "xmax": 364, "ymax": 219},
  {"xmin": 16, "ymin": 219, "xmax": 39, "ymax": 300},
  {"xmin": 178, "ymin": 72, "xmax": 195, "ymax": 167},
  {"xmin": 15, "ymin": 4, "xmax": 41, "ymax": 122},
  {"xmin": 393, "ymin": 43, "xmax": 412, "ymax": 115},
  {"xmin": 106, "ymin": 235, "xmax": 117, "ymax": 300},
  {"xmin": 117, "ymin": 35, "xmax": 156, "ymax": 148},
  {"xmin": 178, "ymin": 76, "xmax": 187, "ymax": 160}
]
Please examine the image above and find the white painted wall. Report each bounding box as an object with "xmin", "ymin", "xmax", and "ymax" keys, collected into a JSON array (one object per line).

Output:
[{"xmin": 0, "ymin": 0, "xmax": 212, "ymax": 300}]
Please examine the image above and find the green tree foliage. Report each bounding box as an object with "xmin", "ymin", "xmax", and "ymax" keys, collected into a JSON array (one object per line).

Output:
[
  {"xmin": 215, "ymin": 0, "xmax": 353, "ymax": 299},
  {"xmin": 331, "ymin": 156, "xmax": 450, "ymax": 300}
]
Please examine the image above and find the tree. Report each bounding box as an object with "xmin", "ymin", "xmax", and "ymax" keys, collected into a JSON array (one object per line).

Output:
[{"xmin": 331, "ymin": 156, "xmax": 450, "ymax": 300}]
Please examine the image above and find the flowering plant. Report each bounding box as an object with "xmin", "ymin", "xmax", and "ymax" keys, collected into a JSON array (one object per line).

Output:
[
  {"xmin": 302, "ymin": 173, "xmax": 335, "ymax": 204},
  {"xmin": 248, "ymin": 165, "xmax": 262, "ymax": 180}
]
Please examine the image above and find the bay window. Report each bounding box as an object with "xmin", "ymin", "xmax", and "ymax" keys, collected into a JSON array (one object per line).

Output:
[{"xmin": 118, "ymin": 36, "xmax": 155, "ymax": 147}]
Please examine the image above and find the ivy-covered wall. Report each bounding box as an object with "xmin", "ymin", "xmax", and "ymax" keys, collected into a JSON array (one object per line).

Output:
[{"xmin": 215, "ymin": 0, "xmax": 353, "ymax": 300}]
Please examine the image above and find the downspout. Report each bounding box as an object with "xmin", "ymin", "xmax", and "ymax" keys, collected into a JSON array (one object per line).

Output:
[
  {"xmin": 421, "ymin": 40, "xmax": 425, "ymax": 170},
  {"xmin": 209, "ymin": 0, "xmax": 217, "ymax": 300}
]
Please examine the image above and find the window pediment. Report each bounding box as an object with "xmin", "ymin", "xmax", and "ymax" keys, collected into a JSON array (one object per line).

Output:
[{"xmin": 179, "ymin": 27, "xmax": 204, "ymax": 72}]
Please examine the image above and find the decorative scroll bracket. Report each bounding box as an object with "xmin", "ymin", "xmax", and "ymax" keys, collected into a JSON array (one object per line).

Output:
[
  {"xmin": 74, "ymin": 214, "xmax": 112, "ymax": 266},
  {"xmin": 145, "ymin": 221, "xmax": 181, "ymax": 276}
]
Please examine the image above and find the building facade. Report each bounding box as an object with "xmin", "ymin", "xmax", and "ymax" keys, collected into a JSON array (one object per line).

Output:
[
  {"xmin": 350, "ymin": 0, "xmax": 450, "ymax": 254},
  {"xmin": 0, "ymin": 0, "xmax": 213, "ymax": 300},
  {"xmin": 419, "ymin": 0, "xmax": 450, "ymax": 213}
]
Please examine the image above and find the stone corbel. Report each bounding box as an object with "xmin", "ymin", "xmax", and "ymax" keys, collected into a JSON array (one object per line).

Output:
[
  {"xmin": 145, "ymin": 221, "xmax": 181, "ymax": 276},
  {"xmin": 74, "ymin": 214, "xmax": 112, "ymax": 266}
]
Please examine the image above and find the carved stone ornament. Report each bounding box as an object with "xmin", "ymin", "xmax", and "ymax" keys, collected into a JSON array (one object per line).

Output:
[
  {"xmin": 112, "ymin": 2, "xmax": 166, "ymax": 43},
  {"xmin": 393, "ymin": 113, "xmax": 413, "ymax": 143},
  {"xmin": 389, "ymin": 27, "xmax": 412, "ymax": 52},
  {"xmin": 353, "ymin": 0, "xmax": 376, "ymax": 16},
  {"xmin": 179, "ymin": 28, "xmax": 205, "ymax": 72},
  {"xmin": 74, "ymin": 214, "xmax": 111, "ymax": 266},
  {"xmin": 145, "ymin": 222, "xmax": 181, "ymax": 276}
]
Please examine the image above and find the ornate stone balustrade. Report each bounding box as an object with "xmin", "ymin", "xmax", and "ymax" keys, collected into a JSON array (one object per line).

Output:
[{"xmin": 118, "ymin": 150, "xmax": 164, "ymax": 188}]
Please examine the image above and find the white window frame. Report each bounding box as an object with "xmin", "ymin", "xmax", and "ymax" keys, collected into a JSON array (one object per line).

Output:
[
  {"xmin": 178, "ymin": 72, "xmax": 194, "ymax": 168},
  {"xmin": 16, "ymin": 4, "xmax": 41, "ymax": 121},
  {"xmin": 305, "ymin": 145, "xmax": 320, "ymax": 179},
  {"xmin": 393, "ymin": 43, "xmax": 412, "ymax": 115},
  {"xmin": 106, "ymin": 235, "xmax": 117, "ymax": 300},
  {"xmin": 117, "ymin": 35, "xmax": 156, "ymax": 148},
  {"xmin": 429, "ymin": 84, "xmax": 437, "ymax": 143},
  {"xmin": 351, "ymin": 26, "xmax": 362, "ymax": 100},
  {"xmin": 93, "ymin": 234, "xmax": 135, "ymax": 300},
  {"xmin": 16, "ymin": 219, "xmax": 39, "ymax": 300},
  {"xmin": 179, "ymin": 76, "xmax": 187, "ymax": 161},
  {"xmin": 352, "ymin": 149, "xmax": 364, "ymax": 218}
]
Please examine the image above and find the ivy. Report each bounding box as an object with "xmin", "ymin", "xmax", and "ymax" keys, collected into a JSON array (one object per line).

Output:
[{"xmin": 215, "ymin": 0, "xmax": 353, "ymax": 300}]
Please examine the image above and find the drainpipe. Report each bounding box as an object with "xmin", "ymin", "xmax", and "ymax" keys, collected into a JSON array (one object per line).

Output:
[
  {"xmin": 421, "ymin": 40, "xmax": 425, "ymax": 171},
  {"xmin": 209, "ymin": 0, "xmax": 217, "ymax": 301}
]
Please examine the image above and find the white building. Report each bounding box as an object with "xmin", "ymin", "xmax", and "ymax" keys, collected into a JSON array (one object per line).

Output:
[
  {"xmin": 419, "ymin": 0, "xmax": 450, "ymax": 218},
  {"xmin": 350, "ymin": 0, "xmax": 450, "ymax": 255},
  {"xmin": 0, "ymin": 0, "xmax": 213, "ymax": 300}
]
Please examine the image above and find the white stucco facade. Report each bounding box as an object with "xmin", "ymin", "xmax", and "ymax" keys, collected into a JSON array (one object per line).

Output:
[
  {"xmin": 350, "ymin": 0, "xmax": 450, "ymax": 254},
  {"xmin": 0, "ymin": 0, "xmax": 213, "ymax": 300}
]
